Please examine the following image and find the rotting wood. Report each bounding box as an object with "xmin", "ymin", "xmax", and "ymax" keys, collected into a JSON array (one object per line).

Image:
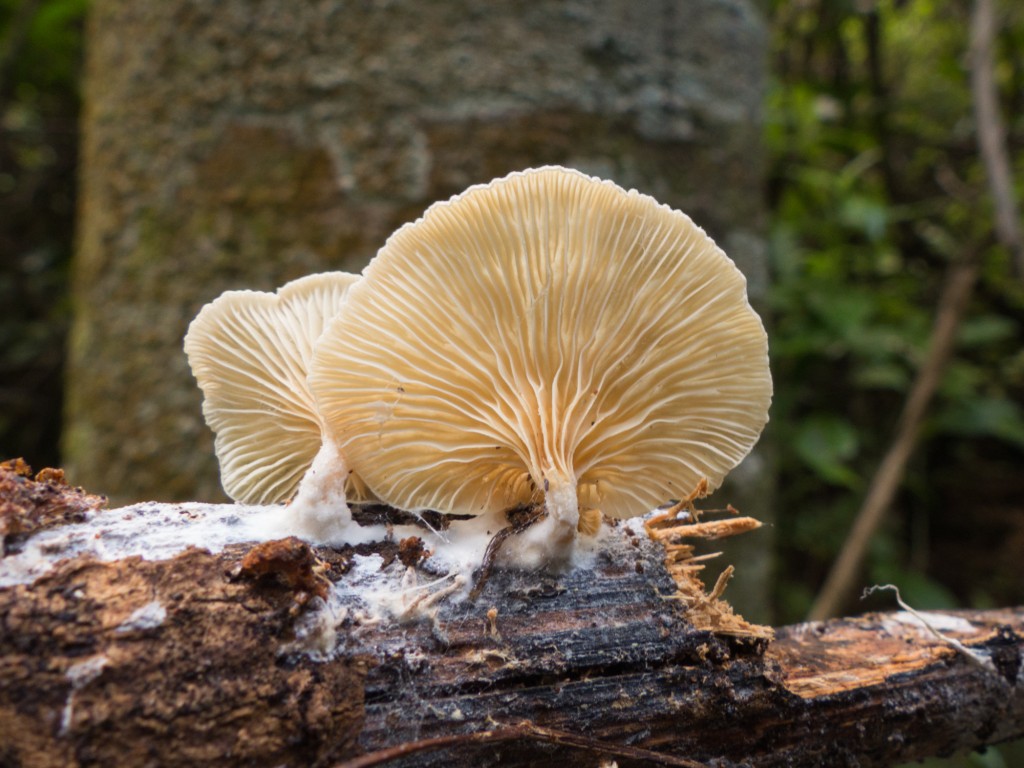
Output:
[
  {"xmin": 0, "ymin": 458, "xmax": 106, "ymax": 554},
  {"xmin": 644, "ymin": 477, "xmax": 770, "ymax": 639},
  {"xmin": 1, "ymin": 463, "xmax": 1022, "ymax": 768}
]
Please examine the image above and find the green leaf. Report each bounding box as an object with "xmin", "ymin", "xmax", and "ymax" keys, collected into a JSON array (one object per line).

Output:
[
  {"xmin": 937, "ymin": 360, "xmax": 986, "ymax": 401},
  {"xmin": 794, "ymin": 416, "xmax": 862, "ymax": 489},
  {"xmin": 839, "ymin": 195, "xmax": 888, "ymax": 242},
  {"xmin": 956, "ymin": 315, "xmax": 1018, "ymax": 347},
  {"xmin": 933, "ymin": 396, "xmax": 1024, "ymax": 449},
  {"xmin": 853, "ymin": 362, "xmax": 910, "ymax": 390}
]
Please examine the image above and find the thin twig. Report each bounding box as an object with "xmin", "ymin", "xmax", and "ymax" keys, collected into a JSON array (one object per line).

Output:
[
  {"xmin": 468, "ymin": 504, "xmax": 544, "ymax": 600},
  {"xmin": 862, "ymin": 584, "xmax": 999, "ymax": 677},
  {"xmin": 333, "ymin": 720, "xmax": 711, "ymax": 768}
]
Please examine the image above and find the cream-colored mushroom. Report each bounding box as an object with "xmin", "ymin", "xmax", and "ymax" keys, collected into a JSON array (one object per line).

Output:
[
  {"xmin": 184, "ymin": 272, "xmax": 367, "ymax": 542},
  {"xmin": 309, "ymin": 167, "xmax": 771, "ymax": 565}
]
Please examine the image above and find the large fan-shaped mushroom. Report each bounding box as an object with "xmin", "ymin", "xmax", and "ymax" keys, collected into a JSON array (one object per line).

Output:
[
  {"xmin": 309, "ymin": 167, "xmax": 772, "ymax": 565},
  {"xmin": 184, "ymin": 272, "xmax": 368, "ymax": 542}
]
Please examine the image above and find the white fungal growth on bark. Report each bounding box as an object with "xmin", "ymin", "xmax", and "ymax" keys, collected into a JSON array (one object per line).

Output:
[
  {"xmin": 115, "ymin": 601, "xmax": 167, "ymax": 633},
  {"xmin": 0, "ymin": 499, "xmax": 613, "ymax": 637},
  {"xmin": 61, "ymin": 655, "xmax": 109, "ymax": 736}
]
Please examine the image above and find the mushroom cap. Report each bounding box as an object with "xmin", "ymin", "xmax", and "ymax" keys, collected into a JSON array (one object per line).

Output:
[
  {"xmin": 309, "ymin": 167, "xmax": 771, "ymax": 519},
  {"xmin": 184, "ymin": 272, "xmax": 365, "ymax": 504}
]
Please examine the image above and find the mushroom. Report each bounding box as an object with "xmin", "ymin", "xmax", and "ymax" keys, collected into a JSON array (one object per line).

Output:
[
  {"xmin": 184, "ymin": 272, "xmax": 368, "ymax": 542},
  {"xmin": 309, "ymin": 167, "xmax": 772, "ymax": 566}
]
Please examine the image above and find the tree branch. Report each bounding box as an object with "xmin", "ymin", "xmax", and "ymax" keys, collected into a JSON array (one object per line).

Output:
[
  {"xmin": 970, "ymin": 0, "xmax": 1024, "ymax": 274},
  {"xmin": 808, "ymin": 258, "xmax": 979, "ymax": 620}
]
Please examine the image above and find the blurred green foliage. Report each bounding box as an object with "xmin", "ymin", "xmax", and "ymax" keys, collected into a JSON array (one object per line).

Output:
[
  {"xmin": 767, "ymin": 0, "xmax": 1024, "ymax": 622},
  {"xmin": 0, "ymin": 0, "xmax": 86, "ymax": 467}
]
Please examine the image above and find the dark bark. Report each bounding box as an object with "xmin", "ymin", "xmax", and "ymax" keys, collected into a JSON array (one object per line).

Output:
[{"xmin": 1, "ymin": 467, "xmax": 1022, "ymax": 768}]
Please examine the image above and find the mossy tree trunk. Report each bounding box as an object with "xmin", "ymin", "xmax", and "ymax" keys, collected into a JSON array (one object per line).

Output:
[{"xmin": 67, "ymin": 0, "xmax": 773, "ymax": 617}]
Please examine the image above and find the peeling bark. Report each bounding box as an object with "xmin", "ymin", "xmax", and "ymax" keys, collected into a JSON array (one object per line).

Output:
[
  {"xmin": 1, "ymin": 467, "xmax": 1022, "ymax": 767},
  {"xmin": 0, "ymin": 458, "xmax": 106, "ymax": 552}
]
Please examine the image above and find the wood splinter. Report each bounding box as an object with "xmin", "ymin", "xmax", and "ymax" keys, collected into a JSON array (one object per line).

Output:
[{"xmin": 645, "ymin": 478, "xmax": 771, "ymax": 639}]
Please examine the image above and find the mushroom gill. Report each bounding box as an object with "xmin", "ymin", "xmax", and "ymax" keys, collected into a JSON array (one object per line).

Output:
[
  {"xmin": 184, "ymin": 272, "xmax": 369, "ymax": 541},
  {"xmin": 309, "ymin": 167, "xmax": 772, "ymax": 563}
]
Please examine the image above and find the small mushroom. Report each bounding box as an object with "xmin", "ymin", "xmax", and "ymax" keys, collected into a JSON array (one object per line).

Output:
[
  {"xmin": 184, "ymin": 272, "xmax": 367, "ymax": 541},
  {"xmin": 309, "ymin": 167, "xmax": 771, "ymax": 565}
]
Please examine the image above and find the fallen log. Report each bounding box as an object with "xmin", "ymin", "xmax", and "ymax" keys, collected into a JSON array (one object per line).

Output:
[{"xmin": 1, "ymin": 462, "xmax": 1021, "ymax": 767}]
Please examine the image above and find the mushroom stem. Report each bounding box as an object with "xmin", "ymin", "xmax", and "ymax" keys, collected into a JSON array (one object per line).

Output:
[
  {"xmin": 544, "ymin": 473, "xmax": 580, "ymax": 532},
  {"xmin": 499, "ymin": 472, "xmax": 579, "ymax": 570},
  {"xmin": 283, "ymin": 439, "xmax": 353, "ymax": 544}
]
